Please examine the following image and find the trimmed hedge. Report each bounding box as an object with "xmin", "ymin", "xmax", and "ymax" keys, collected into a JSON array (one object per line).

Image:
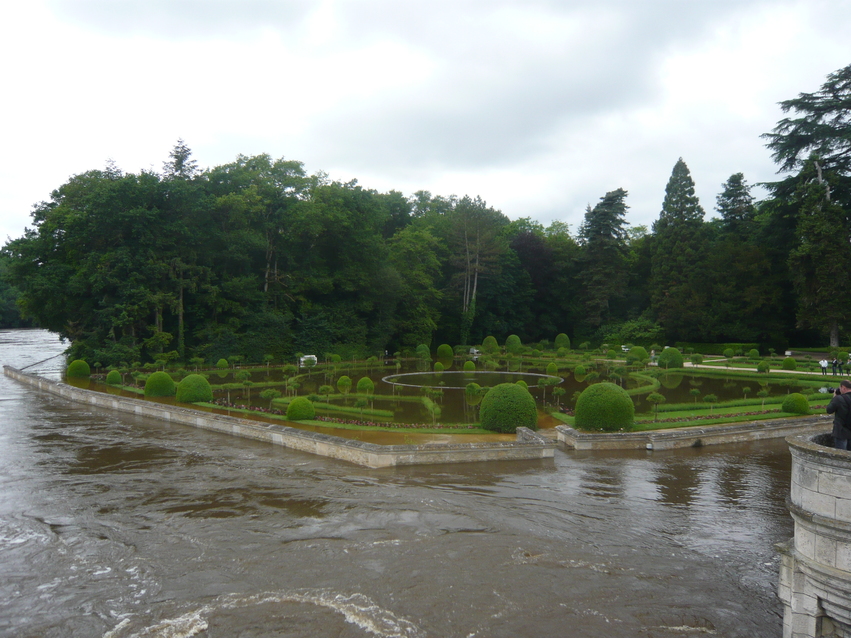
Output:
[
  {"xmin": 479, "ymin": 383, "xmax": 538, "ymax": 433},
  {"xmin": 286, "ymin": 396, "xmax": 315, "ymax": 420},
  {"xmin": 176, "ymin": 374, "xmax": 213, "ymax": 403},
  {"xmin": 782, "ymin": 357, "xmax": 797, "ymax": 371},
  {"xmin": 105, "ymin": 369, "xmax": 122, "ymax": 385},
  {"xmin": 67, "ymin": 359, "xmax": 91, "ymax": 377},
  {"xmin": 482, "ymin": 336, "xmax": 499, "ymax": 352},
  {"xmin": 546, "ymin": 362, "xmax": 558, "ymax": 376},
  {"xmin": 657, "ymin": 347, "xmax": 684, "ymax": 369},
  {"xmin": 627, "ymin": 346, "xmax": 649, "ymax": 365},
  {"xmin": 748, "ymin": 348, "xmax": 760, "ymax": 359},
  {"xmin": 436, "ymin": 344, "xmax": 454, "ymax": 359},
  {"xmin": 216, "ymin": 358, "xmax": 229, "ymax": 369},
  {"xmin": 463, "ymin": 360, "xmax": 476, "ymax": 372},
  {"xmin": 757, "ymin": 360, "xmax": 770, "ymax": 373},
  {"xmin": 781, "ymin": 392, "xmax": 810, "ymax": 415},
  {"xmin": 554, "ymin": 333, "xmax": 570, "ymax": 350},
  {"xmin": 575, "ymin": 382, "xmax": 634, "ymax": 432},
  {"xmin": 434, "ymin": 361, "xmax": 444, "ymax": 373},
  {"xmin": 144, "ymin": 371, "xmax": 176, "ymax": 397},
  {"xmin": 505, "ymin": 334, "xmax": 523, "ymax": 355}
]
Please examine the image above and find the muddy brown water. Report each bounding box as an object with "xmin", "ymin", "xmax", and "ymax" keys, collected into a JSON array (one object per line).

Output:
[{"xmin": 1, "ymin": 330, "xmax": 795, "ymax": 637}]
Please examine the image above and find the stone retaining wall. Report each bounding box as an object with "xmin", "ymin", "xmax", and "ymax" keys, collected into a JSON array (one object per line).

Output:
[
  {"xmin": 778, "ymin": 433, "xmax": 851, "ymax": 638},
  {"xmin": 556, "ymin": 417, "xmax": 826, "ymax": 451},
  {"xmin": 3, "ymin": 366, "xmax": 555, "ymax": 468}
]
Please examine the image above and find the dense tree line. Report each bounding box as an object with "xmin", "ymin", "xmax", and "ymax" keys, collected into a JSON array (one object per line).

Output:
[{"xmin": 3, "ymin": 64, "xmax": 851, "ymax": 364}]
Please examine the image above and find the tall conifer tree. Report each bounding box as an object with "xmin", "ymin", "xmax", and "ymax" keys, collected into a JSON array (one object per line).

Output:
[
  {"xmin": 650, "ymin": 158, "xmax": 707, "ymax": 340},
  {"xmin": 578, "ymin": 188, "xmax": 629, "ymax": 329}
]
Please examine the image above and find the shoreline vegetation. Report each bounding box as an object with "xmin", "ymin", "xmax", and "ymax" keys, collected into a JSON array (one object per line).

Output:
[{"xmin": 75, "ymin": 342, "xmax": 844, "ymax": 435}]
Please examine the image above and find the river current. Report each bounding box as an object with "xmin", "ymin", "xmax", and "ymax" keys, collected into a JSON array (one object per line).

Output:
[{"xmin": 0, "ymin": 329, "xmax": 796, "ymax": 637}]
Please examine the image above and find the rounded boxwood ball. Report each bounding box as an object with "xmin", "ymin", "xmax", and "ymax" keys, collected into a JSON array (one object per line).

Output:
[
  {"xmin": 436, "ymin": 343, "xmax": 454, "ymax": 359},
  {"xmin": 627, "ymin": 346, "xmax": 648, "ymax": 365},
  {"xmin": 67, "ymin": 359, "xmax": 91, "ymax": 378},
  {"xmin": 479, "ymin": 383, "xmax": 538, "ymax": 433},
  {"xmin": 463, "ymin": 360, "xmax": 476, "ymax": 372},
  {"xmin": 574, "ymin": 382, "xmax": 634, "ymax": 432},
  {"xmin": 546, "ymin": 362, "xmax": 558, "ymax": 376},
  {"xmin": 782, "ymin": 357, "xmax": 797, "ymax": 371},
  {"xmin": 781, "ymin": 392, "xmax": 809, "ymax": 415},
  {"xmin": 144, "ymin": 371, "xmax": 176, "ymax": 397},
  {"xmin": 105, "ymin": 369, "xmax": 122, "ymax": 385},
  {"xmin": 176, "ymin": 374, "xmax": 213, "ymax": 403},
  {"xmin": 756, "ymin": 360, "xmax": 770, "ymax": 373},
  {"xmin": 287, "ymin": 396, "xmax": 315, "ymax": 420},
  {"xmin": 657, "ymin": 347, "xmax": 684, "ymax": 369},
  {"xmin": 216, "ymin": 358, "xmax": 229, "ymax": 369}
]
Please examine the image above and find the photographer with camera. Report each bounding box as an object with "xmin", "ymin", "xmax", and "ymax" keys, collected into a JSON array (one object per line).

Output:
[{"xmin": 826, "ymin": 380, "xmax": 851, "ymax": 449}]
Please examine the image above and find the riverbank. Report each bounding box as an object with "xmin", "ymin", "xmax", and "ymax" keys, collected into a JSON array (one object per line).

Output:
[{"xmin": 3, "ymin": 365, "xmax": 555, "ymax": 468}]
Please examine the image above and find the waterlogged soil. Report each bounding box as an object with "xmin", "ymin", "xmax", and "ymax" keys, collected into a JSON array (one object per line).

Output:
[{"xmin": 1, "ymin": 329, "xmax": 796, "ymax": 638}]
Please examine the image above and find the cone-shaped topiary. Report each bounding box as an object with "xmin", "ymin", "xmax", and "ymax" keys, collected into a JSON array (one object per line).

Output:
[
  {"xmin": 287, "ymin": 396, "xmax": 315, "ymax": 420},
  {"xmin": 479, "ymin": 383, "xmax": 538, "ymax": 432},
  {"xmin": 105, "ymin": 369, "xmax": 122, "ymax": 385},
  {"xmin": 574, "ymin": 382, "xmax": 634, "ymax": 432},
  {"xmin": 781, "ymin": 392, "xmax": 810, "ymax": 415},
  {"xmin": 436, "ymin": 343, "xmax": 454, "ymax": 359},
  {"xmin": 67, "ymin": 359, "xmax": 91, "ymax": 377},
  {"xmin": 144, "ymin": 371, "xmax": 176, "ymax": 397},
  {"xmin": 176, "ymin": 374, "xmax": 213, "ymax": 403},
  {"xmin": 657, "ymin": 347, "xmax": 684, "ymax": 369},
  {"xmin": 782, "ymin": 357, "xmax": 797, "ymax": 371},
  {"xmin": 555, "ymin": 333, "xmax": 570, "ymax": 350}
]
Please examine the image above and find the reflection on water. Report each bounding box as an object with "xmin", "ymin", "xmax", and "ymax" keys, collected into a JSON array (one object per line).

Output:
[{"xmin": 0, "ymin": 330, "xmax": 795, "ymax": 637}]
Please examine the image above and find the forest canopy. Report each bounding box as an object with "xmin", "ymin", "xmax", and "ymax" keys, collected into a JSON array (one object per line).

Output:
[{"xmin": 4, "ymin": 64, "xmax": 851, "ymax": 365}]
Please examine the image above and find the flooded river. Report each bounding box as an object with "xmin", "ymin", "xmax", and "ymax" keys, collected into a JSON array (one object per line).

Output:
[{"xmin": 1, "ymin": 330, "xmax": 795, "ymax": 637}]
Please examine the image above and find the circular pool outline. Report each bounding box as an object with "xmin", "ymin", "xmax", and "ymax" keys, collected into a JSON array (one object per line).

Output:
[{"xmin": 381, "ymin": 370, "xmax": 564, "ymax": 391}]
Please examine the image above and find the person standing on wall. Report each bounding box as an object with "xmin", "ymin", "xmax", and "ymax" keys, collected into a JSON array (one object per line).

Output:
[{"xmin": 826, "ymin": 380, "xmax": 851, "ymax": 450}]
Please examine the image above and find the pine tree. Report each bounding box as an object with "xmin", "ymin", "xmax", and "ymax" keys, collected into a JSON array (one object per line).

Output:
[
  {"xmin": 650, "ymin": 158, "xmax": 707, "ymax": 340},
  {"xmin": 715, "ymin": 173, "xmax": 755, "ymax": 236},
  {"xmin": 578, "ymin": 188, "xmax": 629, "ymax": 328},
  {"xmin": 163, "ymin": 139, "xmax": 198, "ymax": 179}
]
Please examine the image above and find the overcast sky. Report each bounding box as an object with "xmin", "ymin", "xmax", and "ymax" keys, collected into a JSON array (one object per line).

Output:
[{"xmin": 2, "ymin": 0, "xmax": 850, "ymax": 243}]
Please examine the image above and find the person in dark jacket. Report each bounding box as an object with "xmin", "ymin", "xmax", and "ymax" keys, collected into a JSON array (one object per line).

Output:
[{"xmin": 826, "ymin": 380, "xmax": 851, "ymax": 450}]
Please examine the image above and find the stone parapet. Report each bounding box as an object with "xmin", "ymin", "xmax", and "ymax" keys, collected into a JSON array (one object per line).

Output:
[
  {"xmin": 3, "ymin": 366, "xmax": 555, "ymax": 468},
  {"xmin": 778, "ymin": 433, "xmax": 851, "ymax": 637},
  {"xmin": 556, "ymin": 417, "xmax": 826, "ymax": 451}
]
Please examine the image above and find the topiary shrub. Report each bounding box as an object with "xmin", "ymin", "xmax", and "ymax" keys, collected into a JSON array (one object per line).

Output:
[
  {"xmin": 482, "ymin": 336, "xmax": 499, "ymax": 352},
  {"xmin": 657, "ymin": 347, "xmax": 684, "ymax": 369},
  {"xmin": 356, "ymin": 377, "xmax": 374, "ymax": 395},
  {"xmin": 748, "ymin": 348, "xmax": 760, "ymax": 360},
  {"xmin": 723, "ymin": 348, "xmax": 735, "ymax": 358},
  {"xmin": 546, "ymin": 362, "xmax": 558, "ymax": 376},
  {"xmin": 574, "ymin": 382, "xmax": 634, "ymax": 432},
  {"xmin": 479, "ymin": 383, "xmax": 538, "ymax": 433},
  {"xmin": 782, "ymin": 357, "xmax": 797, "ymax": 371},
  {"xmin": 463, "ymin": 360, "xmax": 476, "ymax": 372},
  {"xmin": 286, "ymin": 396, "xmax": 315, "ymax": 420},
  {"xmin": 337, "ymin": 375, "xmax": 352, "ymax": 394},
  {"xmin": 757, "ymin": 360, "xmax": 770, "ymax": 373},
  {"xmin": 67, "ymin": 359, "xmax": 91, "ymax": 378},
  {"xmin": 515, "ymin": 380, "xmax": 528, "ymax": 389},
  {"xmin": 437, "ymin": 344, "xmax": 454, "ymax": 359},
  {"xmin": 434, "ymin": 361, "xmax": 444, "ymax": 373},
  {"xmin": 781, "ymin": 392, "xmax": 810, "ymax": 415},
  {"xmin": 216, "ymin": 358, "xmax": 229, "ymax": 369},
  {"xmin": 690, "ymin": 353, "xmax": 704, "ymax": 366},
  {"xmin": 505, "ymin": 334, "xmax": 523, "ymax": 355},
  {"xmin": 176, "ymin": 374, "xmax": 213, "ymax": 403},
  {"xmin": 554, "ymin": 333, "xmax": 570, "ymax": 350},
  {"xmin": 626, "ymin": 346, "xmax": 649, "ymax": 366},
  {"xmin": 105, "ymin": 369, "xmax": 122, "ymax": 385},
  {"xmin": 144, "ymin": 371, "xmax": 176, "ymax": 397}
]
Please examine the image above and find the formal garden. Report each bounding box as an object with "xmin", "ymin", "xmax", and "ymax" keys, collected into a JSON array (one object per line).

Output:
[{"xmin": 62, "ymin": 335, "xmax": 849, "ymax": 437}]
